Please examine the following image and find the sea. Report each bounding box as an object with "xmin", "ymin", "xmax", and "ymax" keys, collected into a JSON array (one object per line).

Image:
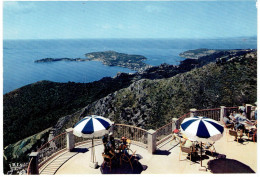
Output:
[{"xmin": 3, "ymin": 38, "xmax": 257, "ymax": 94}]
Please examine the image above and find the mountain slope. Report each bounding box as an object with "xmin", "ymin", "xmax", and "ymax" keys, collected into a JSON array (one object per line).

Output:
[
  {"xmin": 3, "ymin": 49, "xmax": 256, "ymax": 173},
  {"xmin": 55, "ymin": 49, "xmax": 257, "ymax": 131},
  {"xmin": 4, "ymin": 49, "xmax": 256, "ymax": 146}
]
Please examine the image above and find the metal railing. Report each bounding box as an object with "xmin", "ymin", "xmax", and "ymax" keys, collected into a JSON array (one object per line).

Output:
[
  {"xmin": 225, "ymin": 107, "xmax": 239, "ymax": 115},
  {"xmin": 113, "ymin": 124, "xmax": 148, "ymax": 148},
  {"xmin": 175, "ymin": 112, "xmax": 191, "ymax": 129},
  {"xmin": 196, "ymin": 108, "xmax": 221, "ymax": 121},
  {"xmin": 156, "ymin": 112, "xmax": 191, "ymax": 146},
  {"xmin": 26, "ymin": 158, "xmax": 33, "ymax": 175},
  {"xmin": 155, "ymin": 121, "xmax": 173, "ymax": 146},
  {"xmin": 37, "ymin": 132, "xmax": 67, "ymax": 169},
  {"xmin": 27, "ymin": 106, "xmax": 240, "ymax": 174}
]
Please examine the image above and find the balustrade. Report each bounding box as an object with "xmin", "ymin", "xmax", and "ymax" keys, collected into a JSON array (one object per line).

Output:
[
  {"xmin": 27, "ymin": 105, "xmax": 243, "ymax": 174},
  {"xmin": 196, "ymin": 108, "xmax": 221, "ymax": 121},
  {"xmin": 37, "ymin": 132, "xmax": 67, "ymax": 168},
  {"xmin": 113, "ymin": 124, "xmax": 148, "ymax": 147}
]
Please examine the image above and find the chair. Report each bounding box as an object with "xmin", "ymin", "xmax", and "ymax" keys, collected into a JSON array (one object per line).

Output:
[
  {"xmin": 120, "ymin": 150, "xmax": 136, "ymax": 171},
  {"xmin": 203, "ymin": 142, "xmax": 216, "ymax": 156},
  {"xmin": 126, "ymin": 139, "xmax": 132, "ymax": 153},
  {"xmin": 247, "ymin": 129, "xmax": 257, "ymax": 142},
  {"xmin": 224, "ymin": 122, "xmax": 234, "ymax": 135},
  {"xmin": 179, "ymin": 139, "xmax": 196, "ymax": 164},
  {"xmin": 229, "ymin": 129, "xmax": 243, "ymax": 142},
  {"xmin": 102, "ymin": 151, "xmax": 116, "ymax": 171}
]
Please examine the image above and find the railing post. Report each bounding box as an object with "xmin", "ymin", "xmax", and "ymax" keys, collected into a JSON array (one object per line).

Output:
[
  {"xmin": 110, "ymin": 122, "xmax": 115, "ymax": 133},
  {"xmin": 172, "ymin": 118, "xmax": 178, "ymax": 131},
  {"xmin": 220, "ymin": 106, "xmax": 226, "ymax": 124},
  {"xmin": 29, "ymin": 152, "xmax": 39, "ymax": 175},
  {"xmin": 66, "ymin": 128, "xmax": 75, "ymax": 152},
  {"xmin": 246, "ymin": 104, "xmax": 252, "ymax": 119},
  {"xmin": 251, "ymin": 106, "xmax": 257, "ymax": 120},
  {"xmin": 190, "ymin": 108, "xmax": 197, "ymax": 117},
  {"xmin": 147, "ymin": 129, "xmax": 156, "ymax": 154}
]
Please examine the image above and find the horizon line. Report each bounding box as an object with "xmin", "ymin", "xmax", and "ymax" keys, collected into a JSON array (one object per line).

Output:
[{"xmin": 3, "ymin": 36, "xmax": 257, "ymax": 41}]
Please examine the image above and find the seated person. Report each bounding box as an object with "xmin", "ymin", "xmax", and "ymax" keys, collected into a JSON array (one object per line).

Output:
[
  {"xmin": 180, "ymin": 139, "xmax": 198, "ymax": 157},
  {"xmin": 235, "ymin": 110, "xmax": 254, "ymax": 125},
  {"xmin": 122, "ymin": 137, "xmax": 127, "ymax": 145},
  {"xmin": 181, "ymin": 138, "xmax": 193, "ymax": 148},
  {"xmin": 171, "ymin": 129, "xmax": 180, "ymax": 141},
  {"xmin": 234, "ymin": 110, "xmax": 249, "ymax": 131},
  {"xmin": 104, "ymin": 141, "xmax": 115, "ymax": 158},
  {"xmin": 102, "ymin": 135, "xmax": 108, "ymax": 150},
  {"xmin": 229, "ymin": 111, "xmax": 237, "ymax": 121},
  {"xmin": 110, "ymin": 136, "xmax": 116, "ymax": 149},
  {"xmin": 118, "ymin": 137, "xmax": 128, "ymax": 153},
  {"xmin": 223, "ymin": 113, "xmax": 233, "ymax": 124},
  {"xmin": 108, "ymin": 132, "xmax": 116, "ymax": 150}
]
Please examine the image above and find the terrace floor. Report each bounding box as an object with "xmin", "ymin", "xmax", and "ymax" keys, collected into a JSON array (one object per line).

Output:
[{"xmin": 39, "ymin": 128, "xmax": 257, "ymax": 175}]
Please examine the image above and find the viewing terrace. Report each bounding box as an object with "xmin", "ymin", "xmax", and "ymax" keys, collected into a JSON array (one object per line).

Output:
[{"xmin": 27, "ymin": 105, "xmax": 257, "ymax": 174}]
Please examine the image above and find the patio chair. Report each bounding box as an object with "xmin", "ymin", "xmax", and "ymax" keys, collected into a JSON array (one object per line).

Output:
[
  {"xmin": 179, "ymin": 139, "xmax": 196, "ymax": 164},
  {"xmin": 224, "ymin": 122, "xmax": 234, "ymax": 135},
  {"xmin": 126, "ymin": 139, "xmax": 132, "ymax": 153},
  {"xmin": 102, "ymin": 151, "xmax": 116, "ymax": 171},
  {"xmin": 229, "ymin": 129, "xmax": 243, "ymax": 142},
  {"xmin": 247, "ymin": 129, "xmax": 257, "ymax": 142},
  {"xmin": 120, "ymin": 150, "xmax": 136, "ymax": 171},
  {"xmin": 202, "ymin": 142, "xmax": 216, "ymax": 157}
]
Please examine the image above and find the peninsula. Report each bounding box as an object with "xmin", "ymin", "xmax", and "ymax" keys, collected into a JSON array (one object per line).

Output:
[
  {"xmin": 85, "ymin": 51, "xmax": 149, "ymax": 71},
  {"xmin": 34, "ymin": 57, "xmax": 88, "ymax": 63},
  {"xmin": 34, "ymin": 51, "xmax": 150, "ymax": 71},
  {"xmin": 179, "ymin": 48, "xmax": 222, "ymax": 59}
]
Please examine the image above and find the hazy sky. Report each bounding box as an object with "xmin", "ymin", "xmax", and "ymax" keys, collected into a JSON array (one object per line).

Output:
[{"xmin": 3, "ymin": 1, "xmax": 257, "ymax": 40}]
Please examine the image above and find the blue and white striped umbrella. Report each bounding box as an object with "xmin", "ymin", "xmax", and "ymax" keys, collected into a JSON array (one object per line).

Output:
[
  {"xmin": 73, "ymin": 115, "xmax": 113, "ymax": 138},
  {"xmin": 180, "ymin": 116, "xmax": 224, "ymax": 142}
]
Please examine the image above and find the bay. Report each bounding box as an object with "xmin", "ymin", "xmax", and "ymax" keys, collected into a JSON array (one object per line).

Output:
[{"xmin": 3, "ymin": 38, "xmax": 257, "ymax": 94}]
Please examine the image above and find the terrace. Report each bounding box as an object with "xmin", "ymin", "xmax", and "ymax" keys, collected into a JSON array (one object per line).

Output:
[{"xmin": 27, "ymin": 105, "xmax": 257, "ymax": 174}]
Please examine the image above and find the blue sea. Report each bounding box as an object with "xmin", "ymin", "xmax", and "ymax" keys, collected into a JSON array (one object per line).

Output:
[{"xmin": 3, "ymin": 38, "xmax": 257, "ymax": 94}]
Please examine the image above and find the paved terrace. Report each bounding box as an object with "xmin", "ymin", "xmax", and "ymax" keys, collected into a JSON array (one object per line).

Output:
[{"xmin": 39, "ymin": 129, "xmax": 257, "ymax": 175}]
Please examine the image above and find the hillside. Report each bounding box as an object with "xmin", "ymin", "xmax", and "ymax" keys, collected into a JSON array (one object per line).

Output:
[
  {"xmin": 4, "ymin": 49, "xmax": 256, "ymax": 146},
  {"xmin": 3, "ymin": 78, "xmax": 132, "ymax": 147},
  {"xmin": 54, "ymin": 49, "xmax": 257, "ymax": 132},
  {"xmin": 3, "ymin": 49, "xmax": 256, "ymax": 172},
  {"xmin": 3, "ymin": 60, "xmax": 191, "ymax": 147},
  {"xmin": 179, "ymin": 48, "xmax": 222, "ymax": 59}
]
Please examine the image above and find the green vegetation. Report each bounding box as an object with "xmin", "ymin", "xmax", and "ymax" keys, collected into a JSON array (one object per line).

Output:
[
  {"xmin": 73, "ymin": 50, "xmax": 257, "ymax": 130},
  {"xmin": 3, "ymin": 77, "xmax": 134, "ymax": 147},
  {"xmin": 3, "ymin": 128, "xmax": 51, "ymax": 173},
  {"xmin": 3, "ymin": 49, "xmax": 256, "ymax": 172},
  {"xmin": 179, "ymin": 48, "xmax": 222, "ymax": 59},
  {"xmin": 35, "ymin": 51, "xmax": 149, "ymax": 71},
  {"xmin": 85, "ymin": 50, "xmax": 149, "ymax": 70},
  {"xmin": 35, "ymin": 57, "xmax": 86, "ymax": 62}
]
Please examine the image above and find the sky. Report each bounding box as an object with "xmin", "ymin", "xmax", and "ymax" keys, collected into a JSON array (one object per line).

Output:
[{"xmin": 3, "ymin": 0, "xmax": 258, "ymax": 40}]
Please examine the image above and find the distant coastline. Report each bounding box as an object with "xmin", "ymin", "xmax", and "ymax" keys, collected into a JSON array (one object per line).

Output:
[{"xmin": 35, "ymin": 50, "xmax": 150, "ymax": 71}]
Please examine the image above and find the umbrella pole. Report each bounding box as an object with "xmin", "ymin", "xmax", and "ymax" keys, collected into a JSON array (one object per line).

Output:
[
  {"xmin": 200, "ymin": 142, "xmax": 202, "ymax": 167},
  {"xmin": 91, "ymin": 138, "xmax": 94, "ymax": 163},
  {"xmin": 93, "ymin": 138, "xmax": 96, "ymax": 162}
]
